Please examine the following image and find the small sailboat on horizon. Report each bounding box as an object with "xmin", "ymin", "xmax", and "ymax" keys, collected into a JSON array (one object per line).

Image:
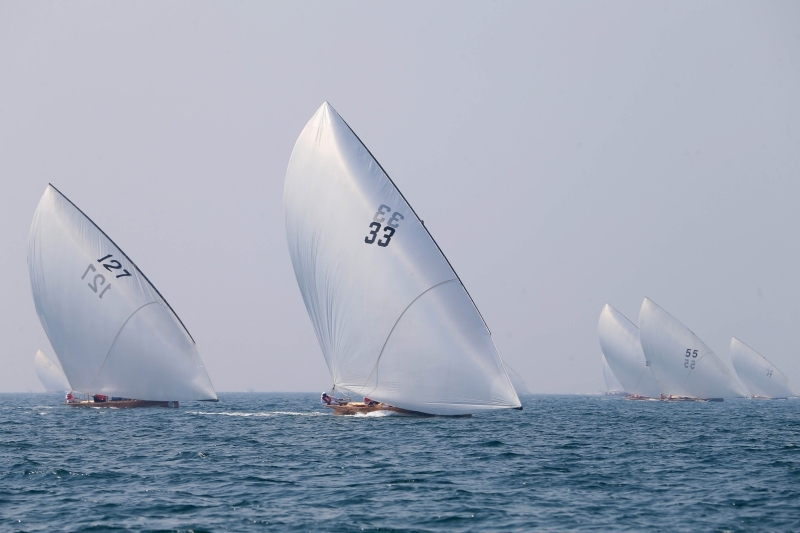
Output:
[
  {"xmin": 284, "ymin": 103, "xmax": 521, "ymax": 416},
  {"xmin": 638, "ymin": 298, "xmax": 745, "ymax": 401},
  {"xmin": 598, "ymin": 303, "xmax": 660, "ymax": 399},
  {"xmin": 34, "ymin": 349, "xmax": 71, "ymax": 393},
  {"xmin": 601, "ymin": 354, "xmax": 626, "ymax": 395},
  {"xmin": 504, "ymin": 363, "xmax": 530, "ymax": 395},
  {"xmin": 730, "ymin": 337, "xmax": 797, "ymax": 399},
  {"xmin": 28, "ymin": 184, "xmax": 218, "ymax": 408}
]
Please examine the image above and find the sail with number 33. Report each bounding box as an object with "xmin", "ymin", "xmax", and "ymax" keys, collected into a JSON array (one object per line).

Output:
[
  {"xmin": 283, "ymin": 102, "xmax": 521, "ymax": 416},
  {"xmin": 28, "ymin": 185, "xmax": 217, "ymax": 403}
]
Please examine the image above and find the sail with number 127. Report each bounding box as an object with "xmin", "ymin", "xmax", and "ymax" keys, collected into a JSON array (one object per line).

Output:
[
  {"xmin": 284, "ymin": 103, "xmax": 521, "ymax": 416},
  {"xmin": 28, "ymin": 185, "xmax": 217, "ymax": 404}
]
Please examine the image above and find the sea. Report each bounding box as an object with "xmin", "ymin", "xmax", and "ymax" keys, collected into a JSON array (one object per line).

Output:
[{"xmin": 1, "ymin": 393, "xmax": 799, "ymax": 532}]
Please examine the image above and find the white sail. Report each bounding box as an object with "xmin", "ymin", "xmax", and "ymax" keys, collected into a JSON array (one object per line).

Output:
[
  {"xmin": 598, "ymin": 304, "xmax": 660, "ymax": 397},
  {"xmin": 730, "ymin": 337, "xmax": 796, "ymax": 398},
  {"xmin": 601, "ymin": 354, "xmax": 625, "ymax": 394},
  {"xmin": 638, "ymin": 298, "xmax": 745, "ymax": 399},
  {"xmin": 504, "ymin": 363, "xmax": 530, "ymax": 395},
  {"xmin": 284, "ymin": 102, "xmax": 520, "ymax": 415},
  {"xmin": 34, "ymin": 349, "xmax": 71, "ymax": 392},
  {"xmin": 28, "ymin": 185, "xmax": 217, "ymax": 402}
]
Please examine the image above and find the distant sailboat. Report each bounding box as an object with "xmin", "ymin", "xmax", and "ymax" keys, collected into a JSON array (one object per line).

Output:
[
  {"xmin": 28, "ymin": 184, "xmax": 217, "ymax": 408},
  {"xmin": 598, "ymin": 304, "xmax": 660, "ymax": 399},
  {"xmin": 504, "ymin": 363, "xmax": 530, "ymax": 395},
  {"xmin": 638, "ymin": 298, "xmax": 745, "ymax": 401},
  {"xmin": 601, "ymin": 354, "xmax": 625, "ymax": 395},
  {"xmin": 730, "ymin": 337, "xmax": 796, "ymax": 399},
  {"xmin": 284, "ymin": 103, "xmax": 521, "ymax": 416},
  {"xmin": 34, "ymin": 349, "xmax": 70, "ymax": 393}
]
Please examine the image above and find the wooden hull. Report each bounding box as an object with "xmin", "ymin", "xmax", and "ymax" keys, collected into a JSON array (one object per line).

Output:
[
  {"xmin": 659, "ymin": 396, "xmax": 723, "ymax": 402},
  {"xmin": 324, "ymin": 402, "xmax": 470, "ymax": 417},
  {"xmin": 67, "ymin": 400, "xmax": 179, "ymax": 408}
]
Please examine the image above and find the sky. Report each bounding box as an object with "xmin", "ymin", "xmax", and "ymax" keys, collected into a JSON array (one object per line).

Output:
[{"xmin": 1, "ymin": 1, "xmax": 799, "ymax": 393}]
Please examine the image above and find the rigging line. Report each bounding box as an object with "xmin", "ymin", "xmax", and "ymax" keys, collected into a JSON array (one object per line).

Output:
[
  {"xmin": 332, "ymin": 106, "xmax": 492, "ymax": 336},
  {"xmin": 631, "ymin": 367, "xmax": 648, "ymax": 394},
  {"xmin": 357, "ymin": 278, "xmax": 458, "ymax": 397},
  {"xmin": 85, "ymin": 300, "xmax": 160, "ymax": 393},
  {"xmin": 47, "ymin": 184, "xmax": 196, "ymax": 344}
]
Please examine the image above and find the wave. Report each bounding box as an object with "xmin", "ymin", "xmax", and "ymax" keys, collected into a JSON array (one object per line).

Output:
[{"xmin": 187, "ymin": 411, "xmax": 325, "ymax": 417}]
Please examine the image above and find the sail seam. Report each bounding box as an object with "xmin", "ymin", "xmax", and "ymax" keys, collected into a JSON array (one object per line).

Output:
[
  {"xmin": 334, "ymin": 110, "xmax": 492, "ymax": 336},
  {"xmin": 357, "ymin": 278, "xmax": 458, "ymax": 396},
  {"xmin": 47, "ymin": 184, "xmax": 196, "ymax": 344},
  {"xmin": 85, "ymin": 300, "xmax": 160, "ymax": 393}
]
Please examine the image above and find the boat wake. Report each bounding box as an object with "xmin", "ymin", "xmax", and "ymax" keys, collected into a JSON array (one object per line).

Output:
[
  {"xmin": 352, "ymin": 410, "xmax": 400, "ymax": 418},
  {"xmin": 187, "ymin": 411, "xmax": 325, "ymax": 417}
]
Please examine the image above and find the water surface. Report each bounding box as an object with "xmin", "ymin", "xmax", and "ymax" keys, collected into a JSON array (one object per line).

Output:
[{"xmin": 1, "ymin": 393, "xmax": 798, "ymax": 531}]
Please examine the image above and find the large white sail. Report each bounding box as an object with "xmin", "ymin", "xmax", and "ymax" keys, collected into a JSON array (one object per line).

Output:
[
  {"xmin": 602, "ymin": 354, "xmax": 625, "ymax": 394},
  {"xmin": 638, "ymin": 298, "xmax": 744, "ymax": 399},
  {"xmin": 28, "ymin": 185, "xmax": 217, "ymax": 402},
  {"xmin": 34, "ymin": 349, "xmax": 71, "ymax": 392},
  {"xmin": 598, "ymin": 304, "xmax": 660, "ymax": 397},
  {"xmin": 730, "ymin": 337, "xmax": 796, "ymax": 398},
  {"xmin": 284, "ymin": 103, "xmax": 520, "ymax": 415}
]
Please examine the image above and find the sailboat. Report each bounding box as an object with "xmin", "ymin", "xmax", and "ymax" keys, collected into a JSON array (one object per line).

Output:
[
  {"xmin": 598, "ymin": 304, "xmax": 660, "ymax": 399},
  {"xmin": 284, "ymin": 103, "xmax": 521, "ymax": 416},
  {"xmin": 28, "ymin": 184, "xmax": 218, "ymax": 408},
  {"xmin": 504, "ymin": 363, "xmax": 530, "ymax": 395},
  {"xmin": 601, "ymin": 354, "xmax": 625, "ymax": 396},
  {"xmin": 730, "ymin": 337, "xmax": 796, "ymax": 399},
  {"xmin": 638, "ymin": 298, "xmax": 745, "ymax": 401},
  {"xmin": 34, "ymin": 349, "xmax": 71, "ymax": 393}
]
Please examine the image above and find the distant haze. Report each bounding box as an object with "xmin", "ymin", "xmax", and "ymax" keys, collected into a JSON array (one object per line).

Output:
[{"xmin": 1, "ymin": 1, "xmax": 799, "ymax": 393}]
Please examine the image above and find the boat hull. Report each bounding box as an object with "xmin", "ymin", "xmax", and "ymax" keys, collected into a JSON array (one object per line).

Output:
[
  {"xmin": 324, "ymin": 403, "xmax": 470, "ymax": 417},
  {"xmin": 659, "ymin": 396, "xmax": 723, "ymax": 402},
  {"xmin": 66, "ymin": 400, "xmax": 179, "ymax": 408},
  {"xmin": 751, "ymin": 396, "xmax": 788, "ymax": 400}
]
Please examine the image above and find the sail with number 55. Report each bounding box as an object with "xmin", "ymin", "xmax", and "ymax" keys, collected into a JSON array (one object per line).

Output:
[
  {"xmin": 638, "ymin": 298, "xmax": 745, "ymax": 400},
  {"xmin": 28, "ymin": 185, "xmax": 217, "ymax": 404},
  {"xmin": 283, "ymin": 102, "xmax": 521, "ymax": 416}
]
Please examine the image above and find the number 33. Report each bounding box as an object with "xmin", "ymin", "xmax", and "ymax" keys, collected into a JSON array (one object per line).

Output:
[{"xmin": 364, "ymin": 223, "xmax": 395, "ymax": 246}]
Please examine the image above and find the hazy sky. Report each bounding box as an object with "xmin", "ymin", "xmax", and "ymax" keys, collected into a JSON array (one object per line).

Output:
[{"xmin": 1, "ymin": 1, "xmax": 799, "ymax": 393}]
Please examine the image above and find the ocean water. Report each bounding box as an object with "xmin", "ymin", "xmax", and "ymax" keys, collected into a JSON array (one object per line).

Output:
[{"xmin": 1, "ymin": 393, "xmax": 799, "ymax": 532}]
